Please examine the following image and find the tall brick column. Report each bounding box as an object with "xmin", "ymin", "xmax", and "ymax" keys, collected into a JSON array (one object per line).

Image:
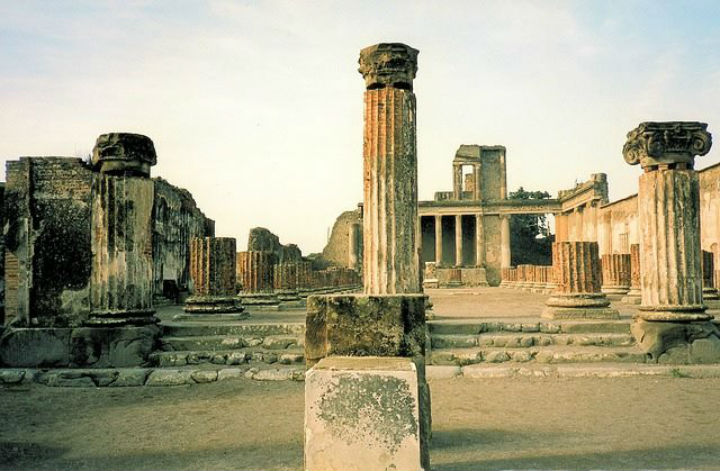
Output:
[
  {"xmin": 623, "ymin": 121, "xmax": 720, "ymax": 361},
  {"xmin": 305, "ymin": 43, "xmax": 429, "ymax": 471},
  {"xmin": 621, "ymin": 244, "xmax": 642, "ymax": 304},
  {"xmin": 601, "ymin": 253, "xmax": 631, "ymax": 295},
  {"xmin": 360, "ymin": 44, "xmax": 420, "ymax": 295},
  {"xmin": 88, "ymin": 133, "xmax": 156, "ymax": 326},
  {"xmin": 185, "ymin": 237, "xmax": 243, "ymax": 313},
  {"xmin": 543, "ymin": 242, "xmax": 618, "ymax": 319}
]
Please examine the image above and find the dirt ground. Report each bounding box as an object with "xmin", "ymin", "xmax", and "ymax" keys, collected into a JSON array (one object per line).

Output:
[{"xmin": 2, "ymin": 375, "xmax": 720, "ymax": 471}]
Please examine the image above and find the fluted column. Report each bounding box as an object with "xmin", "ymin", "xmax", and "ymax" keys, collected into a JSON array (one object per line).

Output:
[
  {"xmin": 237, "ymin": 251, "xmax": 279, "ymax": 306},
  {"xmin": 185, "ymin": 237, "xmax": 243, "ymax": 313},
  {"xmin": 434, "ymin": 215, "xmax": 443, "ymax": 266},
  {"xmin": 601, "ymin": 253, "xmax": 631, "ymax": 295},
  {"xmin": 475, "ymin": 214, "xmax": 485, "ymax": 267},
  {"xmin": 500, "ymin": 215, "xmax": 511, "ymax": 269},
  {"xmin": 624, "ymin": 121, "xmax": 720, "ymax": 361},
  {"xmin": 543, "ymin": 242, "xmax": 618, "ymax": 319},
  {"xmin": 623, "ymin": 122, "xmax": 711, "ymax": 321},
  {"xmin": 455, "ymin": 215, "xmax": 463, "ymax": 267},
  {"xmin": 89, "ymin": 133, "xmax": 156, "ymax": 326},
  {"xmin": 361, "ymin": 45, "xmax": 420, "ymax": 294},
  {"xmin": 621, "ymin": 244, "xmax": 642, "ymax": 304}
]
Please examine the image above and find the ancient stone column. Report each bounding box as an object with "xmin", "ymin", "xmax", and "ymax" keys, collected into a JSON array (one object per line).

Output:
[
  {"xmin": 500, "ymin": 215, "xmax": 511, "ymax": 269},
  {"xmin": 455, "ymin": 215, "xmax": 463, "ymax": 267},
  {"xmin": 185, "ymin": 237, "xmax": 243, "ymax": 313},
  {"xmin": 88, "ymin": 133, "xmax": 156, "ymax": 326},
  {"xmin": 305, "ymin": 43, "xmax": 429, "ymax": 471},
  {"xmin": 275, "ymin": 262, "xmax": 300, "ymax": 301},
  {"xmin": 475, "ymin": 214, "xmax": 485, "ymax": 266},
  {"xmin": 623, "ymin": 121, "xmax": 720, "ymax": 361},
  {"xmin": 621, "ymin": 244, "xmax": 642, "ymax": 304},
  {"xmin": 702, "ymin": 250, "xmax": 719, "ymax": 300},
  {"xmin": 601, "ymin": 253, "xmax": 631, "ymax": 295},
  {"xmin": 543, "ymin": 242, "xmax": 618, "ymax": 319},
  {"xmin": 360, "ymin": 45, "xmax": 420, "ymax": 295},
  {"xmin": 236, "ymin": 251, "xmax": 278, "ymax": 307},
  {"xmin": 434, "ymin": 215, "xmax": 443, "ymax": 266}
]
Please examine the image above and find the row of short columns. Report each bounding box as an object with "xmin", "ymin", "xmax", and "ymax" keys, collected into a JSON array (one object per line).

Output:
[{"xmin": 499, "ymin": 265, "xmax": 555, "ymax": 293}]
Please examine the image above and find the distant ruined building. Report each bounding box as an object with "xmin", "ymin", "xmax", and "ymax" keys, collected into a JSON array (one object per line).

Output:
[{"xmin": 324, "ymin": 144, "xmax": 720, "ymax": 292}]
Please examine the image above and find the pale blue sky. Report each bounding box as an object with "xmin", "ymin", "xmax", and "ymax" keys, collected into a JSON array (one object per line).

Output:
[{"xmin": 1, "ymin": 1, "xmax": 719, "ymax": 253}]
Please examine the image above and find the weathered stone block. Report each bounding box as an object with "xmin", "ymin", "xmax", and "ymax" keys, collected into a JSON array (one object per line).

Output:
[
  {"xmin": 305, "ymin": 356, "xmax": 429, "ymax": 471},
  {"xmin": 305, "ymin": 294, "xmax": 426, "ymax": 367},
  {"xmin": 631, "ymin": 318, "xmax": 720, "ymax": 362},
  {"xmin": 0, "ymin": 328, "xmax": 72, "ymax": 367},
  {"xmin": 70, "ymin": 325, "xmax": 159, "ymax": 367}
]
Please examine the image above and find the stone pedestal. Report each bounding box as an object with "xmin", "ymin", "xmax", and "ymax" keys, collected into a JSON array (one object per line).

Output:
[
  {"xmin": 305, "ymin": 294, "xmax": 427, "ymax": 367},
  {"xmin": 623, "ymin": 121, "xmax": 720, "ymax": 362},
  {"xmin": 601, "ymin": 253, "xmax": 631, "ymax": 295},
  {"xmin": 305, "ymin": 357, "xmax": 430, "ymax": 471},
  {"xmin": 184, "ymin": 237, "xmax": 244, "ymax": 314},
  {"xmin": 88, "ymin": 133, "xmax": 157, "ymax": 326},
  {"xmin": 621, "ymin": 244, "xmax": 642, "ymax": 304},
  {"xmin": 543, "ymin": 242, "xmax": 618, "ymax": 319}
]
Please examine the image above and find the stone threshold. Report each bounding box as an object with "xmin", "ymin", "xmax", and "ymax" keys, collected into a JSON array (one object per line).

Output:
[
  {"xmin": 0, "ymin": 365, "xmax": 305, "ymax": 388},
  {"xmin": 426, "ymin": 363, "xmax": 720, "ymax": 380}
]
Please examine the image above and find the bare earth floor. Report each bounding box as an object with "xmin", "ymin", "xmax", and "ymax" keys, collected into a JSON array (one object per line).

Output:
[{"xmin": 2, "ymin": 375, "xmax": 720, "ymax": 471}]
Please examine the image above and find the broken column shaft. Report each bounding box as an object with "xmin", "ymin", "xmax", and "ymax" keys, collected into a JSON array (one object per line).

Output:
[
  {"xmin": 601, "ymin": 253, "xmax": 631, "ymax": 295},
  {"xmin": 185, "ymin": 237, "xmax": 243, "ymax": 313},
  {"xmin": 621, "ymin": 244, "xmax": 642, "ymax": 304},
  {"xmin": 88, "ymin": 133, "xmax": 156, "ymax": 326},
  {"xmin": 543, "ymin": 241, "xmax": 618, "ymax": 319}
]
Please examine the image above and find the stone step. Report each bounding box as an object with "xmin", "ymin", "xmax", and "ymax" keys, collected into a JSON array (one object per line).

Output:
[
  {"xmin": 431, "ymin": 332, "xmax": 635, "ymax": 349},
  {"xmin": 149, "ymin": 347, "xmax": 305, "ymax": 367},
  {"xmin": 161, "ymin": 322, "xmax": 304, "ymax": 338},
  {"xmin": 160, "ymin": 334, "xmax": 303, "ymax": 352},
  {"xmin": 430, "ymin": 345, "xmax": 648, "ymax": 366},
  {"xmin": 428, "ymin": 319, "xmax": 631, "ymax": 335}
]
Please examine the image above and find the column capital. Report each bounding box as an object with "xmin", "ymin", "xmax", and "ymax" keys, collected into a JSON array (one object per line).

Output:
[
  {"xmin": 92, "ymin": 133, "xmax": 157, "ymax": 177},
  {"xmin": 623, "ymin": 121, "xmax": 712, "ymax": 169},
  {"xmin": 358, "ymin": 43, "xmax": 418, "ymax": 91}
]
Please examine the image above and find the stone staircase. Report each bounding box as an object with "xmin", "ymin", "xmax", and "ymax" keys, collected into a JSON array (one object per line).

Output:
[
  {"xmin": 428, "ymin": 318, "xmax": 650, "ymax": 365},
  {"xmin": 150, "ymin": 320, "xmax": 305, "ymax": 368}
]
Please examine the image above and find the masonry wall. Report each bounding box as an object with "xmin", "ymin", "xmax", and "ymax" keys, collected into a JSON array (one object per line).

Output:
[
  {"xmin": 480, "ymin": 148, "xmax": 505, "ymax": 200},
  {"xmin": 320, "ymin": 209, "xmax": 362, "ymax": 268},
  {"xmin": 2, "ymin": 157, "xmax": 215, "ymax": 326},
  {"xmin": 4, "ymin": 158, "xmax": 93, "ymax": 326},
  {"xmin": 563, "ymin": 163, "xmax": 719, "ymax": 261},
  {"xmin": 152, "ymin": 178, "xmax": 214, "ymax": 300}
]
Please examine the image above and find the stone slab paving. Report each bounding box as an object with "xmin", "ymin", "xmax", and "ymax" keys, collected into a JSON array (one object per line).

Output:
[{"xmin": 0, "ymin": 364, "xmax": 305, "ymax": 388}]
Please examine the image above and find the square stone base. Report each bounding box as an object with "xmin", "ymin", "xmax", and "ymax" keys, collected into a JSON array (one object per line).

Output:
[
  {"xmin": 305, "ymin": 356, "xmax": 430, "ymax": 471},
  {"xmin": 541, "ymin": 306, "xmax": 620, "ymax": 320},
  {"xmin": 306, "ymin": 294, "xmax": 427, "ymax": 367}
]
